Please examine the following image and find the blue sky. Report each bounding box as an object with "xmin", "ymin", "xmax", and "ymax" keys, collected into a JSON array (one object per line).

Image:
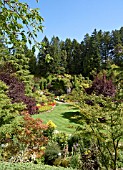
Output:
[{"xmin": 26, "ymin": 0, "xmax": 123, "ymax": 43}]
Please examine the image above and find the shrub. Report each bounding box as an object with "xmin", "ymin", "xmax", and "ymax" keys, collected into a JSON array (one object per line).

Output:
[
  {"xmin": 53, "ymin": 157, "xmax": 62, "ymax": 166},
  {"xmin": 52, "ymin": 132, "xmax": 69, "ymax": 150},
  {"xmin": 85, "ymin": 74, "xmax": 116, "ymax": 97},
  {"xmin": 43, "ymin": 120, "xmax": 57, "ymax": 139},
  {"xmin": 1, "ymin": 112, "xmax": 48, "ymax": 162},
  {"xmin": 0, "ymin": 72, "xmax": 37, "ymax": 114},
  {"xmin": 61, "ymin": 158, "xmax": 70, "ymax": 168},
  {"xmin": 44, "ymin": 142, "xmax": 61, "ymax": 165},
  {"xmin": 70, "ymin": 155, "xmax": 80, "ymax": 169}
]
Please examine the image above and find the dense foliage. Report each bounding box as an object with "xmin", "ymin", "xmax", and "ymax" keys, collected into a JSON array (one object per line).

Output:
[
  {"xmin": 0, "ymin": 162, "xmax": 75, "ymax": 170},
  {"xmin": 0, "ymin": 71, "xmax": 37, "ymax": 114},
  {"xmin": 64, "ymin": 75, "xmax": 123, "ymax": 170},
  {"xmin": 0, "ymin": 0, "xmax": 43, "ymax": 50},
  {"xmin": 0, "ymin": 111, "xmax": 48, "ymax": 162},
  {"xmin": 85, "ymin": 74, "xmax": 116, "ymax": 97},
  {"xmin": 0, "ymin": 80, "xmax": 24, "ymax": 135}
]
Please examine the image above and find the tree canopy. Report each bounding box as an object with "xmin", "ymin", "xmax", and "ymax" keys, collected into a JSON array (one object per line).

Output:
[{"xmin": 0, "ymin": 0, "xmax": 43, "ymax": 51}]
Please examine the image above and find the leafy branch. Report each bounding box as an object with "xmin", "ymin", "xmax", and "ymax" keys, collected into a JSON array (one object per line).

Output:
[{"xmin": 0, "ymin": 0, "xmax": 44, "ymax": 50}]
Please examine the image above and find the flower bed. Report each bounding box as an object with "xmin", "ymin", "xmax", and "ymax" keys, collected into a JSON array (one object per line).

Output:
[
  {"xmin": 36, "ymin": 102, "xmax": 56, "ymax": 113},
  {"xmin": 38, "ymin": 105, "xmax": 53, "ymax": 112}
]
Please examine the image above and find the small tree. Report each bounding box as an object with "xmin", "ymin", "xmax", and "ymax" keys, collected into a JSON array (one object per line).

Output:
[{"xmin": 72, "ymin": 80, "xmax": 123, "ymax": 169}]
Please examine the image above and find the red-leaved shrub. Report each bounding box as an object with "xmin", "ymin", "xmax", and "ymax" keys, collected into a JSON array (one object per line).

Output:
[
  {"xmin": 0, "ymin": 72, "xmax": 38, "ymax": 114},
  {"xmin": 85, "ymin": 74, "xmax": 116, "ymax": 97}
]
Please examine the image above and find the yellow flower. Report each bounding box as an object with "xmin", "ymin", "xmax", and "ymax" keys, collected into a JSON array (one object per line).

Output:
[
  {"xmin": 36, "ymin": 103, "xmax": 40, "ymax": 107},
  {"xmin": 47, "ymin": 120, "xmax": 57, "ymax": 129},
  {"xmin": 40, "ymin": 146, "xmax": 46, "ymax": 150},
  {"xmin": 84, "ymin": 150, "xmax": 91, "ymax": 155}
]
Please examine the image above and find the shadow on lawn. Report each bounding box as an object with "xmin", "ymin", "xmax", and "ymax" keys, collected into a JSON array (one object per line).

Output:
[{"xmin": 61, "ymin": 110, "xmax": 82, "ymax": 125}]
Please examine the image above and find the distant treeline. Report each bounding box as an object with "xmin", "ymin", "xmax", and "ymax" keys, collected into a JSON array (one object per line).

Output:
[{"xmin": 26, "ymin": 27, "xmax": 123, "ymax": 78}]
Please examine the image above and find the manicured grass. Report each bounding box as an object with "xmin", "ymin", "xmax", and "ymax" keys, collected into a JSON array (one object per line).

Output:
[{"xmin": 32, "ymin": 103, "xmax": 81, "ymax": 134}]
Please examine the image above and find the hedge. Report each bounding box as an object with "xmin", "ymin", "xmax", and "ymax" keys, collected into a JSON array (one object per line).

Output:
[{"xmin": 0, "ymin": 162, "xmax": 76, "ymax": 170}]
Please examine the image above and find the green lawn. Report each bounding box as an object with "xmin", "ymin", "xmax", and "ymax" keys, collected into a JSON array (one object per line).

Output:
[{"xmin": 32, "ymin": 103, "xmax": 81, "ymax": 134}]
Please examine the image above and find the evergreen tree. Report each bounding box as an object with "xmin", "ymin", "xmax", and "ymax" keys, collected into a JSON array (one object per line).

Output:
[
  {"xmin": 71, "ymin": 39, "xmax": 82, "ymax": 74},
  {"xmin": 81, "ymin": 33, "xmax": 91, "ymax": 77},
  {"xmin": 101, "ymin": 31, "xmax": 112, "ymax": 69},
  {"xmin": 37, "ymin": 36, "xmax": 51, "ymax": 76},
  {"xmin": 6, "ymin": 45, "xmax": 34, "ymax": 95},
  {"xmin": 113, "ymin": 44, "xmax": 123, "ymax": 66},
  {"xmin": 0, "ymin": 37, "xmax": 10, "ymax": 68},
  {"xmin": 59, "ymin": 40, "xmax": 67, "ymax": 73},
  {"xmin": 24, "ymin": 46, "xmax": 37, "ymax": 75},
  {"xmin": 64, "ymin": 38, "xmax": 72, "ymax": 73},
  {"xmin": 82, "ymin": 30, "xmax": 101, "ymax": 78},
  {"xmin": 49, "ymin": 36, "xmax": 62, "ymax": 74},
  {"xmin": 0, "ymin": 80, "xmax": 24, "ymax": 136}
]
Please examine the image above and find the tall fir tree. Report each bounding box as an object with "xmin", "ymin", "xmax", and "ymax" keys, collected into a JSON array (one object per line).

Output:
[
  {"xmin": 64, "ymin": 38, "xmax": 72, "ymax": 74},
  {"xmin": 37, "ymin": 36, "xmax": 51, "ymax": 76}
]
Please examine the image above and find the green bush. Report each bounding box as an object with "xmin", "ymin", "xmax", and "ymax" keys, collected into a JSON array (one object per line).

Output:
[
  {"xmin": 53, "ymin": 157, "xmax": 70, "ymax": 168},
  {"xmin": 70, "ymin": 155, "xmax": 80, "ymax": 169},
  {"xmin": 44, "ymin": 142, "xmax": 61, "ymax": 165},
  {"xmin": 53, "ymin": 157, "xmax": 62, "ymax": 166},
  {"xmin": 61, "ymin": 158, "xmax": 70, "ymax": 168},
  {"xmin": 52, "ymin": 132, "xmax": 69, "ymax": 149}
]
